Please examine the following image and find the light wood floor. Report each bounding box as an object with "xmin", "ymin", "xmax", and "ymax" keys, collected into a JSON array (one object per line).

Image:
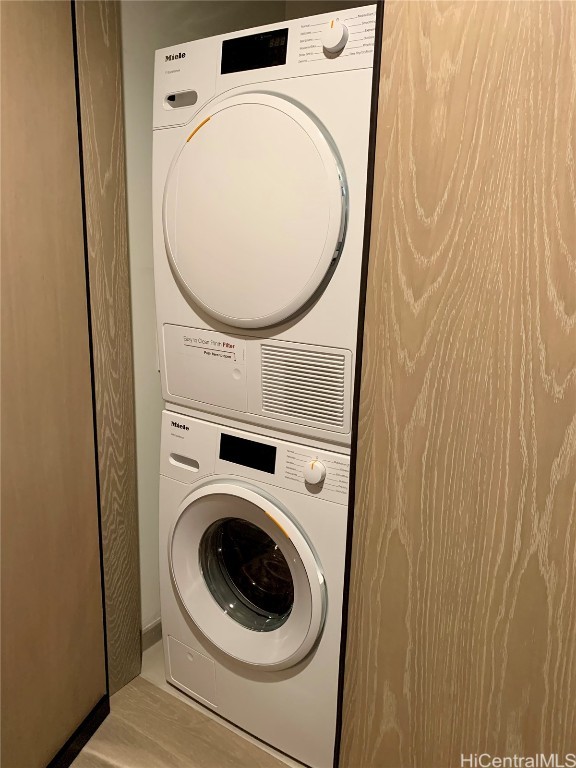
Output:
[{"xmin": 73, "ymin": 676, "xmax": 287, "ymax": 768}]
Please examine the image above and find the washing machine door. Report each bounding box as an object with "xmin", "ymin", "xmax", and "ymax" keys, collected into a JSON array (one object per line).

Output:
[
  {"xmin": 162, "ymin": 93, "xmax": 347, "ymax": 329},
  {"xmin": 169, "ymin": 481, "xmax": 326, "ymax": 669}
]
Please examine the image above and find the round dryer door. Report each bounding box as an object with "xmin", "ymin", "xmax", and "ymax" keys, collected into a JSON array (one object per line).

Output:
[
  {"xmin": 163, "ymin": 93, "xmax": 347, "ymax": 329},
  {"xmin": 169, "ymin": 481, "xmax": 326, "ymax": 669}
]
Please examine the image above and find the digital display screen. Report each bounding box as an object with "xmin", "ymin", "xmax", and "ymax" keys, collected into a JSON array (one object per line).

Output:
[
  {"xmin": 221, "ymin": 29, "xmax": 289, "ymax": 75},
  {"xmin": 219, "ymin": 433, "xmax": 277, "ymax": 474}
]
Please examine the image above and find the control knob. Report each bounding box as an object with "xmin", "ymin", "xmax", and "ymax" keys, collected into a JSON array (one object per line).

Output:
[
  {"xmin": 304, "ymin": 459, "xmax": 326, "ymax": 486},
  {"xmin": 321, "ymin": 20, "xmax": 349, "ymax": 54}
]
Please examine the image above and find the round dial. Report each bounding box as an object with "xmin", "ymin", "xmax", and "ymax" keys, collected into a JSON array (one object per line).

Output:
[
  {"xmin": 303, "ymin": 460, "xmax": 326, "ymax": 486},
  {"xmin": 322, "ymin": 20, "xmax": 349, "ymax": 54}
]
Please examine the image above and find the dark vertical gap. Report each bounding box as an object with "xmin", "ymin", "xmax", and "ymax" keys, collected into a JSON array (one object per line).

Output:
[
  {"xmin": 46, "ymin": 696, "xmax": 110, "ymax": 768},
  {"xmin": 70, "ymin": 0, "xmax": 110, "ymax": 695},
  {"xmin": 333, "ymin": 1, "xmax": 385, "ymax": 766}
]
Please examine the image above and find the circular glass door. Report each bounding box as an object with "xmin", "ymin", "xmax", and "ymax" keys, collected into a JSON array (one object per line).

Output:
[
  {"xmin": 163, "ymin": 93, "xmax": 347, "ymax": 329},
  {"xmin": 200, "ymin": 518, "xmax": 294, "ymax": 632},
  {"xmin": 169, "ymin": 482, "xmax": 326, "ymax": 669}
]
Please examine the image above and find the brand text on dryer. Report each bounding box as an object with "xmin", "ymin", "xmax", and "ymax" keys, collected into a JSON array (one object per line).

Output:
[
  {"xmin": 166, "ymin": 52, "xmax": 186, "ymax": 61},
  {"xmin": 171, "ymin": 421, "xmax": 189, "ymax": 431}
]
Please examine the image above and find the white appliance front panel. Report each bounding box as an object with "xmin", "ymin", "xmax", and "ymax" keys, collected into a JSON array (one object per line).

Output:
[
  {"xmin": 153, "ymin": 6, "xmax": 376, "ymax": 446},
  {"xmin": 160, "ymin": 475, "xmax": 347, "ymax": 768},
  {"xmin": 159, "ymin": 411, "xmax": 350, "ymax": 768},
  {"xmin": 154, "ymin": 67, "xmax": 372, "ymax": 446}
]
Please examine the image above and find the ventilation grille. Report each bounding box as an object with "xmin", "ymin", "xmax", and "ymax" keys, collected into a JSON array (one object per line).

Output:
[{"xmin": 261, "ymin": 344, "xmax": 346, "ymax": 430}]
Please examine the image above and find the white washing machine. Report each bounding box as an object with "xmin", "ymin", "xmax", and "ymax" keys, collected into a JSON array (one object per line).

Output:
[
  {"xmin": 159, "ymin": 411, "xmax": 351, "ymax": 768},
  {"xmin": 153, "ymin": 6, "xmax": 378, "ymax": 449}
]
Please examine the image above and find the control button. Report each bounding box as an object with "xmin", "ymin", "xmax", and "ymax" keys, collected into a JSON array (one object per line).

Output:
[
  {"xmin": 321, "ymin": 20, "xmax": 349, "ymax": 54},
  {"xmin": 303, "ymin": 459, "xmax": 326, "ymax": 485}
]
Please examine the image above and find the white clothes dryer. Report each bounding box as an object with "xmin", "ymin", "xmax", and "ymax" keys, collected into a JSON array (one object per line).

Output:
[
  {"xmin": 159, "ymin": 411, "xmax": 351, "ymax": 768},
  {"xmin": 153, "ymin": 6, "xmax": 378, "ymax": 449}
]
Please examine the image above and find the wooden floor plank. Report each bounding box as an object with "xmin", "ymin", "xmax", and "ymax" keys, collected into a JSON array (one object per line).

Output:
[{"xmin": 73, "ymin": 677, "xmax": 287, "ymax": 768}]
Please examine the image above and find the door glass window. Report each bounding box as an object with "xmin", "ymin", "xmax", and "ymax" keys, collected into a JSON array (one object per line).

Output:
[{"xmin": 199, "ymin": 517, "xmax": 294, "ymax": 632}]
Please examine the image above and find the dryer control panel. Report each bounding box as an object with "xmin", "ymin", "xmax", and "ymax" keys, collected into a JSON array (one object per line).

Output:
[
  {"xmin": 160, "ymin": 410, "xmax": 350, "ymax": 505},
  {"xmin": 153, "ymin": 4, "xmax": 377, "ymax": 129}
]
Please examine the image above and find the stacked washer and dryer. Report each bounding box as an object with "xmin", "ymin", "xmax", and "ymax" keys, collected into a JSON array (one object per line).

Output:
[{"xmin": 152, "ymin": 7, "xmax": 378, "ymax": 768}]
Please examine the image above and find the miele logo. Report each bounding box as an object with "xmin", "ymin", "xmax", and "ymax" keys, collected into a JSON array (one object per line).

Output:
[
  {"xmin": 166, "ymin": 52, "xmax": 186, "ymax": 62},
  {"xmin": 171, "ymin": 421, "xmax": 189, "ymax": 431}
]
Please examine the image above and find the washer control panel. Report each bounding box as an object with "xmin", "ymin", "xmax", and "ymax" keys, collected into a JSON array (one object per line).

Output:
[
  {"xmin": 285, "ymin": 449, "xmax": 348, "ymax": 500},
  {"xmin": 161, "ymin": 410, "xmax": 350, "ymax": 505}
]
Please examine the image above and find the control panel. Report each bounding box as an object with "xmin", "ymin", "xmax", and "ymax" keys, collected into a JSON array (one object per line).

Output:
[
  {"xmin": 160, "ymin": 410, "xmax": 350, "ymax": 505},
  {"xmin": 153, "ymin": 5, "xmax": 377, "ymax": 129},
  {"xmin": 285, "ymin": 449, "xmax": 348, "ymax": 497},
  {"xmin": 297, "ymin": 6, "xmax": 376, "ymax": 65}
]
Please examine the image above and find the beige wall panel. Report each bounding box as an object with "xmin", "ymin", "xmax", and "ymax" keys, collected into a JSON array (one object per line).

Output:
[
  {"xmin": 75, "ymin": 0, "xmax": 141, "ymax": 694},
  {"xmin": 1, "ymin": 3, "xmax": 107, "ymax": 766},
  {"xmin": 341, "ymin": 2, "xmax": 576, "ymax": 767}
]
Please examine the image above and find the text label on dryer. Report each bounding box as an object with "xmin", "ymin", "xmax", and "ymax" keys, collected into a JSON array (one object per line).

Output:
[
  {"xmin": 166, "ymin": 52, "xmax": 186, "ymax": 62},
  {"xmin": 171, "ymin": 421, "xmax": 189, "ymax": 431},
  {"xmin": 184, "ymin": 335, "xmax": 236, "ymax": 350}
]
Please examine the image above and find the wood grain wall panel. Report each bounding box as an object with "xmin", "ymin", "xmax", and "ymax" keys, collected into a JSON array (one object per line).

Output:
[
  {"xmin": 341, "ymin": 2, "xmax": 576, "ymax": 766},
  {"xmin": 1, "ymin": 3, "xmax": 107, "ymax": 765},
  {"xmin": 75, "ymin": 0, "xmax": 141, "ymax": 694}
]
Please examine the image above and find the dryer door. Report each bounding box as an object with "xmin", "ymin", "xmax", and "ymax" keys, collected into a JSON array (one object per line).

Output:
[
  {"xmin": 163, "ymin": 93, "xmax": 347, "ymax": 329},
  {"xmin": 169, "ymin": 481, "xmax": 326, "ymax": 669}
]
